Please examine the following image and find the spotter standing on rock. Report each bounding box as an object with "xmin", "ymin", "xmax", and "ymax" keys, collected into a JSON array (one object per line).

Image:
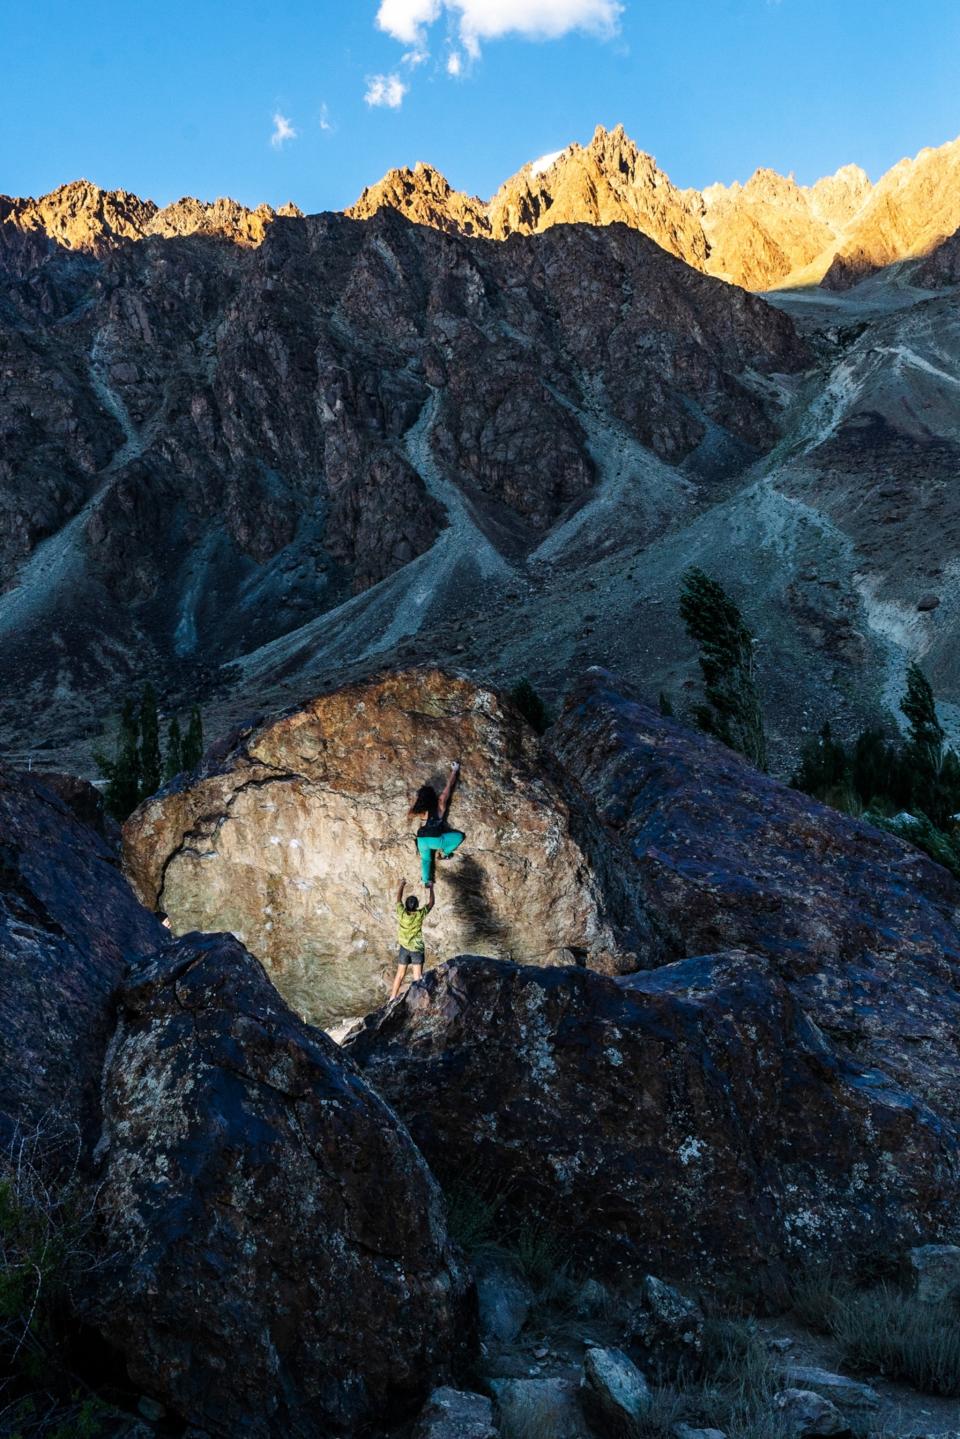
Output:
[
  {"xmin": 390, "ymin": 878, "xmax": 435, "ymax": 1000},
  {"xmin": 409, "ymin": 761, "xmax": 465, "ymax": 883}
]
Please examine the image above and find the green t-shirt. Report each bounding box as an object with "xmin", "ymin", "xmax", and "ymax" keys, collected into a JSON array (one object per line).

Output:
[{"xmin": 397, "ymin": 901, "xmax": 429, "ymax": 952}]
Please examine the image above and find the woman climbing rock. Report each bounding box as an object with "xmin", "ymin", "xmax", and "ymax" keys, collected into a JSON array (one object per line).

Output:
[{"xmin": 409, "ymin": 762, "xmax": 465, "ymax": 884}]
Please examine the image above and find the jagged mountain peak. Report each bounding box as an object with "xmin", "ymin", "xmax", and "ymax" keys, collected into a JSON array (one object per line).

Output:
[
  {"xmin": 347, "ymin": 161, "xmax": 489, "ymax": 236},
  {"xmin": 1, "ymin": 181, "xmax": 302, "ymax": 253},
  {"xmin": 5, "ymin": 126, "xmax": 960, "ymax": 291}
]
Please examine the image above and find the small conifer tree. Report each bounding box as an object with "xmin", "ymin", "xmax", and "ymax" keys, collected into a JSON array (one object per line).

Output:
[{"xmin": 679, "ymin": 567, "xmax": 767, "ymax": 770}]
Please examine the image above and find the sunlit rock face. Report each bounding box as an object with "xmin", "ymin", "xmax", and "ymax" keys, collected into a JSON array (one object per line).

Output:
[{"xmin": 122, "ymin": 670, "xmax": 651, "ymax": 1024}]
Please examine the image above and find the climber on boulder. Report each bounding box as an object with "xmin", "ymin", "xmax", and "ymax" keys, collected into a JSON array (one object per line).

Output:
[
  {"xmin": 390, "ymin": 878, "xmax": 435, "ymax": 1000},
  {"xmin": 409, "ymin": 762, "xmax": 464, "ymax": 884}
]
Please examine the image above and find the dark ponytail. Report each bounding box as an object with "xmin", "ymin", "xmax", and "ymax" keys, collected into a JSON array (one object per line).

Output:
[{"xmin": 409, "ymin": 784, "xmax": 438, "ymax": 818}]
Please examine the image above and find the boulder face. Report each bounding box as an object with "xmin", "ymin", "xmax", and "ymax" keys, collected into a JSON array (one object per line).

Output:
[
  {"xmin": 0, "ymin": 766, "xmax": 162, "ymax": 1147},
  {"xmin": 92, "ymin": 931, "xmax": 468, "ymax": 1438},
  {"xmin": 122, "ymin": 670, "xmax": 653, "ymax": 1024},
  {"xmin": 344, "ymin": 953, "xmax": 959, "ymax": 1297},
  {"xmin": 550, "ymin": 670, "xmax": 960, "ymax": 1119}
]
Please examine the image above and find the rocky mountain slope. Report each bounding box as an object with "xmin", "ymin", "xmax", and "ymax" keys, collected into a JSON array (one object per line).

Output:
[
  {"xmin": 3, "ymin": 129, "xmax": 960, "ymax": 777},
  {"xmin": 0, "ymin": 197, "xmax": 813, "ymax": 770}
]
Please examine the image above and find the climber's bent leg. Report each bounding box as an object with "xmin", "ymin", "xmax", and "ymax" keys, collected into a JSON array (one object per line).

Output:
[
  {"xmin": 417, "ymin": 835, "xmax": 442, "ymax": 884},
  {"xmin": 438, "ymin": 829, "xmax": 465, "ymax": 861}
]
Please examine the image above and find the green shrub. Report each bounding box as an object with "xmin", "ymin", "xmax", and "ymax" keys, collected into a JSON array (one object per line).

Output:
[
  {"xmin": 443, "ymin": 1182, "xmax": 506, "ymax": 1259},
  {"xmin": 509, "ymin": 1221, "xmax": 568, "ymax": 1290},
  {"xmin": 792, "ymin": 663, "xmax": 960, "ymax": 879},
  {"xmin": 867, "ymin": 810, "xmax": 960, "ymax": 880}
]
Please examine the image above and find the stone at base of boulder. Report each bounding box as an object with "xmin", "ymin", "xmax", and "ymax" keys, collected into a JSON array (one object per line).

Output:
[
  {"xmin": 580, "ymin": 1347, "xmax": 651, "ymax": 1435},
  {"xmin": 490, "ymin": 1377, "xmax": 588, "ymax": 1439},
  {"xmin": 632, "ymin": 1276, "xmax": 705, "ymax": 1379},
  {"xmin": 412, "ymin": 1387, "xmax": 497, "ymax": 1439},
  {"xmin": 781, "ymin": 1365, "xmax": 879, "ymax": 1412},
  {"xmin": 475, "ymin": 1258, "xmax": 534, "ymax": 1346},
  {"xmin": 773, "ymin": 1388, "xmax": 846, "ymax": 1437},
  {"xmin": 909, "ymin": 1244, "xmax": 960, "ymax": 1305}
]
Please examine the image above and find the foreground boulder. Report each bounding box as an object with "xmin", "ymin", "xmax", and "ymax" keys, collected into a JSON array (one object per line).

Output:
[
  {"xmin": 551, "ymin": 669, "xmax": 960, "ymax": 1116},
  {"xmin": 0, "ymin": 767, "xmax": 161, "ymax": 1147},
  {"xmin": 345, "ymin": 955, "xmax": 958, "ymax": 1294},
  {"xmin": 90, "ymin": 932, "xmax": 468, "ymax": 1437},
  {"xmin": 123, "ymin": 669, "xmax": 654, "ymax": 1024}
]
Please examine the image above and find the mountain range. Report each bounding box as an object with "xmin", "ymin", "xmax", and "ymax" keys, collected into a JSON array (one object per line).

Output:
[
  {"xmin": 8, "ymin": 124, "xmax": 960, "ymax": 288},
  {"xmin": 2, "ymin": 124, "xmax": 960, "ymax": 773}
]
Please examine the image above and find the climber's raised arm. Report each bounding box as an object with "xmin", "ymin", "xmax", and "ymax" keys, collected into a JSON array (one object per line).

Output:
[
  {"xmin": 395, "ymin": 878, "xmax": 406, "ymax": 905},
  {"xmin": 425, "ymin": 881, "xmax": 435, "ymax": 913},
  {"xmin": 438, "ymin": 761, "xmax": 460, "ymax": 821}
]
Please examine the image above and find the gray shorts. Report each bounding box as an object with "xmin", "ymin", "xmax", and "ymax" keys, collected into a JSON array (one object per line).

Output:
[{"xmin": 397, "ymin": 946, "xmax": 425, "ymax": 968}]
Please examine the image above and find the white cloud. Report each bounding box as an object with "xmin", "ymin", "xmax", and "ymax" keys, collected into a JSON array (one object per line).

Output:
[
  {"xmin": 377, "ymin": 0, "xmax": 623, "ymax": 61},
  {"xmin": 446, "ymin": 50, "xmax": 462, "ymax": 74},
  {"xmin": 270, "ymin": 112, "xmax": 297, "ymax": 148},
  {"xmin": 364, "ymin": 72, "xmax": 409, "ymax": 108},
  {"xmin": 319, "ymin": 102, "xmax": 334, "ymax": 132},
  {"xmin": 376, "ymin": 0, "xmax": 442, "ymax": 45}
]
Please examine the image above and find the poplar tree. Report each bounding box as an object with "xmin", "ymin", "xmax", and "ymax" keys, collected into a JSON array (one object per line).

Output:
[
  {"xmin": 164, "ymin": 715, "xmax": 184, "ymax": 783},
  {"xmin": 138, "ymin": 683, "xmax": 162, "ymax": 800},
  {"xmin": 95, "ymin": 697, "xmax": 141, "ymax": 820},
  {"xmin": 182, "ymin": 705, "xmax": 204, "ymax": 771}
]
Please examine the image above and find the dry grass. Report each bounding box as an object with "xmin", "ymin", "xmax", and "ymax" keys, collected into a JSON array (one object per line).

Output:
[
  {"xmin": 830, "ymin": 1284, "xmax": 960, "ymax": 1396},
  {"xmin": 790, "ymin": 1266, "xmax": 960, "ymax": 1398},
  {"xmin": 0, "ymin": 1116, "xmax": 107, "ymax": 1437}
]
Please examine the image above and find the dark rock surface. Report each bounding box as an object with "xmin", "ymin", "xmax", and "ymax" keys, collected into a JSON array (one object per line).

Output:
[
  {"xmin": 912, "ymin": 226, "xmax": 960, "ymax": 287},
  {"xmin": 0, "ymin": 766, "xmax": 161, "ymax": 1146},
  {"xmin": 34, "ymin": 769, "xmax": 118, "ymax": 840},
  {"xmin": 344, "ymin": 953, "xmax": 959, "ymax": 1296},
  {"xmin": 550, "ymin": 669, "xmax": 960, "ymax": 1117},
  {"xmin": 90, "ymin": 931, "xmax": 468, "ymax": 1437}
]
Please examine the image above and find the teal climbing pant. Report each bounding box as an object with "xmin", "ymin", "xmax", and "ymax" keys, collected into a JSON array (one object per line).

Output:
[{"xmin": 417, "ymin": 829, "xmax": 465, "ymax": 883}]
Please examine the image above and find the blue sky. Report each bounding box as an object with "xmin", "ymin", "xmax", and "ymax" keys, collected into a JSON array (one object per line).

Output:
[{"xmin": 2, "ymin": 0, "xmax": 958, "ymax": 212}]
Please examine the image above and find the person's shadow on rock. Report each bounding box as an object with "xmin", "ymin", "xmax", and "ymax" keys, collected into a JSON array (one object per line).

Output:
[{"xmin": 442, "ymin": 853, "xmax": 509, "ymax": 949}]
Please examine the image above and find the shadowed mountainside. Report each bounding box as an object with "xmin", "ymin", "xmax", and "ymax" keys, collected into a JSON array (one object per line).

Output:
[{"xmin": 4, "ymin": 128, "xmax": 960, "ymax": 776}]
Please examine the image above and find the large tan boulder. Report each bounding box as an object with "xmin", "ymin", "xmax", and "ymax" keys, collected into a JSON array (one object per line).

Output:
[{"xmin": 122, "ymin": 669, "xmax": 650, "ymax": 1024}]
